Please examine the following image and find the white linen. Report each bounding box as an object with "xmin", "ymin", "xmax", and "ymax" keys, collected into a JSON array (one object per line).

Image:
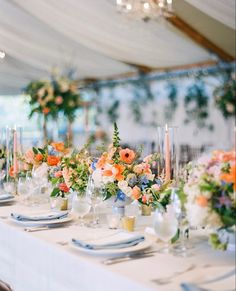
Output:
[
  {"xmin": 0, "ymin": 201, "xmax": 235, "ymax": 291},
  {"xmin": 186, "ymin": 0, "xmax": 235, "ymax": 30}
]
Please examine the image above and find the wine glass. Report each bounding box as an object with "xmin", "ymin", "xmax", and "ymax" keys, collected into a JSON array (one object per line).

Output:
[
  {"xmin": 72, "ymin": 191, "xmax": 91, "ymax": 226},
  {"xmin": 171, "ymin": 186, "xmax": 191, "ymax": 257},
  {"xmin": 153, "ymin": 205, "xmax": 178, "ymax": 254},
  {"xmin": 0, "ymin": 169, "xmax": 6, "ymax": 194},
  {"xmin": 86, "ymin": 176, "xmax": 104, "ymax": 228}
]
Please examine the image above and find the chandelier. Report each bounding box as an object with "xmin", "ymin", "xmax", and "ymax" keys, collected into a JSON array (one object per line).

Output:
[{"xmin": 116, "ymin": 0, "xmax": 174, "ymax": 21}]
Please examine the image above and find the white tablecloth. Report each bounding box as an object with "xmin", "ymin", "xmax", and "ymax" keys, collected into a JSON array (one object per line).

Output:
[{"xmin": 0, "ymin": 201, "xmax": 235, "ymax": 291}]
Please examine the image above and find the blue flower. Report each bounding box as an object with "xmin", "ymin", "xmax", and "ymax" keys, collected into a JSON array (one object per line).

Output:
[
  {"xmin": 115, "ymin": 190, "xmax": 126, "ymax": 202},
  {"xmin": 91, "ymin": 159, "xmax": 98, "ymax": 170},
  {"xmin": 139, "ymin": 175, "xmax": 149, "ymax": 185},
  {"xmin": 48, "ymin": 145, "xmax": 57, "ymax": 156}
]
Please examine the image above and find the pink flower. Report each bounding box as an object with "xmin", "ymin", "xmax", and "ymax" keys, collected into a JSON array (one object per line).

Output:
[
  {"xmin": 151, "ymin": 184, "xmax": 160, "ymax": 191},
  {"xmin": 55, "ymin": 171, "xmax": 63, "ymax": 178},
  {"xmin": 142, "ymin": 195, "xmax": 147, "ymax": 203},
  {"xmin": 143, "ymin": 154, "xmax": 152, "ymax": 163},
  {"xmin": 25, "ymin": 149, "xmax": 34, "ymax": 164},
  {"xmin": 62, "ymin": 167, "xmax": 72, "ymax": 188},
  {"xmin": 55, "ymin": 96, "xmax": 63, "ymax": 105}
]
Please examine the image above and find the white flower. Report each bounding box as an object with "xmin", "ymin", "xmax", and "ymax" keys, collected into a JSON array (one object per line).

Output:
[
  {"xmin": 33, "ymin": 162, "xmax": 48, "ymax": 179},
  {"xmin": 92, "ymin": 169, "xmax": 103, "ymax": 187},
  {"xmin": 186, "ymin": 204, "xmax": 208, "ymax": 227},
  {"xmin": 146, "ymin": 173, "xmax": 155, "ymax": 181},
  {"xmin": 118, "ymin": 181, "xmax": 128, "ymax": 189}
]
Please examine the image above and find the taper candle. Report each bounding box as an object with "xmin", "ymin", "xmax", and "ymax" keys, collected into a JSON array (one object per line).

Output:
[
  {"xmin": 165, "ymin": 124, "xmax": 171, "ymax": 181},
  {"xmin": 13, "ymin": 128, "xmax": 18, "ymax": 177}
]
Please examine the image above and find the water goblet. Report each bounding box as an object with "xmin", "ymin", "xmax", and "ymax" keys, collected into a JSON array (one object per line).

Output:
[
  {"xmin": 72, "ymin": 191, "xmax": 91, "ymax": 226},
  {"xmin": 154, "ymin": 205, "xmax": 178, "ymax": 254},
  {"xmin": 86, "ymin": 176, "xmax": 104, "ymax": 228}
]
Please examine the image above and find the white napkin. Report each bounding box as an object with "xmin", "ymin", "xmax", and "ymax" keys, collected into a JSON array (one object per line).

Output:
[
  {"xmin": 72, "ymin": 232, "xmax": 145, "ymax": 250},
  {"xmin": 11, "ymin": 211, "xmax": 68, "ymax": 221},
  {"xmin": 0, "ymin": 193, "xmax": 14, "ymax": 200}
]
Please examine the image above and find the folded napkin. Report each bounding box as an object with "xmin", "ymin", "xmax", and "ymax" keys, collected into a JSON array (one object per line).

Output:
[
  {"xmin": 11, "ymin": 212, "xmax": 68, "ymax": 222},
  {"xmin": 0, "ymin": 193, "xmax": 14, "ymax": 200},
  {"xmin": 72, "ymin": 233, "xmax": 145, "ymax": 250}
]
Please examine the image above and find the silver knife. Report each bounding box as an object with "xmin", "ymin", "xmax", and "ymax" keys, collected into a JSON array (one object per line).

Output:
[
  {"xmin": 102, "ymin": 249, "xmax": 158, "ymax": 265},
  {"xmin": 24, "ymin": 224, "xmax": 68, "ymax": 232}
]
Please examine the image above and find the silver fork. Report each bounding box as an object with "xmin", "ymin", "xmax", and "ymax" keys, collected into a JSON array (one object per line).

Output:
[{"xmin": 153, "ymin": 264, "xmax": 196, "ymax": 285}]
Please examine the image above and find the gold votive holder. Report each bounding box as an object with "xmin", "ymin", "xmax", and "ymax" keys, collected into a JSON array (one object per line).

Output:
[
  {"xmin": 141, "ymin": 204, "xmax": 152, "ymax": 216},
  {"xmin": 121, "ymin": 216, "xmax": 136, "ymax": 232}
]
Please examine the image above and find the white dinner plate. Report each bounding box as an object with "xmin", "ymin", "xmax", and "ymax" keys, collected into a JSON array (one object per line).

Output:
[
  {"xmin": 0, "ymin": 197, "xmax": 15, "ymax": 204},
  {"xmin": 11, "ymin": 212, "xmax": 74, "ymax": 227},
  {"xmin": 70, "ymin": 237, "xmax": 153, "ymax": 256}
]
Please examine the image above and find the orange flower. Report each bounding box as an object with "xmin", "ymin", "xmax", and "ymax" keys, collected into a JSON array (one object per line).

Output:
[
  {"xmin": 196, "ymin": 195, "xmax": 208, "ymax": 207},
  {"xmin": 132, "ymin": 186, "xmax": 141, "ymax": 200},
  {"xmin": 96, "ymin": 153, "xmax": 113, "ymax": 169},
  {"xmin": 213, "ymin": 150, "xmax": 236, "ymax": 162},
  {"xmin": 42, "ymin": 107, "xmax": 50, "ymax": 115},
  {"xmin": 51, "ymin": 142, "xmax": 65, "ymax": 152},
  {"xmin": 220, "ymin": 163, "xmax": 236, "ymax": 190},
  {"xmin": 103, "ymin": 164, "xmax": 125, "ymax": 181},
  {"xmin": 119, "ymin": 148, "xmax": 135, "ymax": 164},
  {"xmin": 9, "ymin": 166, "xmax": 15, "ymax": 178},
  {"xmin": 35, "ymin": 153, "xmax": 43, "ymax": 162},
  {"xmin": 47, "ymin": 155, "xmax": 60, "ymax": 166}
]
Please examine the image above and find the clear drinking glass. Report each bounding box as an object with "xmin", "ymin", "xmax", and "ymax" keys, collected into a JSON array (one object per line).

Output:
[
  {"xmin": 86, "ymin": 176, "xmax": 104, "ymax": 228},
  {"xmin": 72, "ymin": 191, "xmax": 91, "ymax": 226},
  {"xmin": 170, "ymin": 187, "xmax": 191, "ymax": 257},
  {"xmin": 153, "ymin": 205, "xmax": 178, "ymax": 254}
]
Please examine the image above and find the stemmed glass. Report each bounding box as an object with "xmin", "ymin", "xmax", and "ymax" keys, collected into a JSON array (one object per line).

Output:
[
  {"xmin": 72, "ymin": 191, "xmax": 91, "ymax": 226},
  {"xmin": 153, "ymin": 205, "xmax": 178, "ymax": 254},
  {"xmin": 86, "ymin": 176, "xmax": 104, "ymax": 228},
  {"xmin": 171, "ymin": 187, "xmax": 191, "ymax": 257},
  {"xmin": 0, "ymin": 170, "xmax": 6, "ymax": 193}
]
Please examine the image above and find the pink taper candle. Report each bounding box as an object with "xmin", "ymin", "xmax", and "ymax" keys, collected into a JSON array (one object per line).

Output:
[
  {"xmin": 13, "ymin": 129, "xmax": 18, "ymax": 177},
  {"xmin": 165, "ymin": 124, "xmax": 171, "ymax": 181}
]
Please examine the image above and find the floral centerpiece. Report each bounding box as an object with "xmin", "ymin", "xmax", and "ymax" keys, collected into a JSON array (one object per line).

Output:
[
  {"xmin": 25, "ymin": 72, "xmax": 82, "ymax": 143},
  {"xmin": 50, "ymin": 145, "xmax": 92, "ymax": 199},
  {"xmin": 184, "ymin": 150, "xmax": 236, "ymax": 250},
  {"xmin": 91, "ymin": 123, "xmax": 171, "ymax": 213}
]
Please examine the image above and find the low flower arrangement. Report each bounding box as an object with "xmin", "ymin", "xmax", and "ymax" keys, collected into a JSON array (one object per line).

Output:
[
  {"xmin": 184, "ymin": 150, "xmax": 236, "ymax": 250},
  {"xmin": 92, "ymin": 123, "xmax": 171, "ymax": 208},
  {"xmin": 49, "ymin": 146, "xmax": 92, "ymax": 198}
]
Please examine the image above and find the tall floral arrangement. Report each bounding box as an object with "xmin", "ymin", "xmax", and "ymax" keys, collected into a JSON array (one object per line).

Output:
[
  {"xmin": 92, "ymin": 123, "xmax": 171, "ymax": 207},
  {"xmin": 184, "ymin": 150, "xmax": 236, "ymax": 249},
  {"xmin": 25, "ymin": 73, "xmax": 82, "ymax": 143}
]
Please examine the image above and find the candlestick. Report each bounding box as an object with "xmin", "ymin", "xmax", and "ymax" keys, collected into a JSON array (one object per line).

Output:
[
  {"xmin": 165, "ymin": 124, "xmax": 171, "ymax": 181},
  {"xmin": 13, "ymin": 128, "xmax": 18, "ymax": 177}
]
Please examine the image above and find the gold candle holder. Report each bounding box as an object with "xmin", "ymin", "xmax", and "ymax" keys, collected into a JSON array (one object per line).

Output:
[{"xmin": 121, "ymin": 216, "xmax": 136, "ymax": 232}]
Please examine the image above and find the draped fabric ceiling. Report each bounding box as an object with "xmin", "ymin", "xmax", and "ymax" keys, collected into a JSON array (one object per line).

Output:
[{"xmin": 0, "ymin": 0, "xmax": 235, "ymax": 94}]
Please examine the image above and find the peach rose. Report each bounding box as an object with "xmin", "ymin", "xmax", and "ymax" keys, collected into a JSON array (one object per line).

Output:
[
  {"xmin": 132, "ymin": 186, "xmax": 141, "ymax": 200},
  {"xmin": 59, "ymin": 183, "xmax": 70, "ymax": 193},
  {"xmin": 119, "ymin": 148, "xmax": 135, "ymax": 164}
]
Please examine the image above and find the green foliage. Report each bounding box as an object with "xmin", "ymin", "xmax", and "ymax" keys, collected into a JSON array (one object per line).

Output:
[
  {"xmin": 164, "ymin": 83, "xmax": 178, "ymax": 121},
  {"xmin": 209, "ymin": 233, "xmax": 227, "ymax": 251},
  {"xmin": 214, "ymin": 71, "xmax": 236, "ymax": 119},
  {"xmin": 112, "ymin": 122, "xmax": 120, "ymax": 148},
  {"xmin": 184, "ymin": 80, "xmax": 213, "ymax": 130}
]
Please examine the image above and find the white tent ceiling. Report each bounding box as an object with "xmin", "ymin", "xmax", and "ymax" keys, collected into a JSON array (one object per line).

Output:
[{"xmin": 0, "ymin": 0, "xmax": 235, "ymax": 95}]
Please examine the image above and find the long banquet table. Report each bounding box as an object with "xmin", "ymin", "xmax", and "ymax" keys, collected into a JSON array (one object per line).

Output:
[{"xmin": 0, "ymin": 200, "xmax": 235, "ymax": 291}]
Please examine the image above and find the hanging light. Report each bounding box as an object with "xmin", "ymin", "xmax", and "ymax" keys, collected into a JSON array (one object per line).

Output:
[
  {"xmin": 0, "ymin": 50, "xmax": 6, "ymax": 59},
  {"xmin": 116, "ymin": 0, "xmax": 174, "ymax": 21}
]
